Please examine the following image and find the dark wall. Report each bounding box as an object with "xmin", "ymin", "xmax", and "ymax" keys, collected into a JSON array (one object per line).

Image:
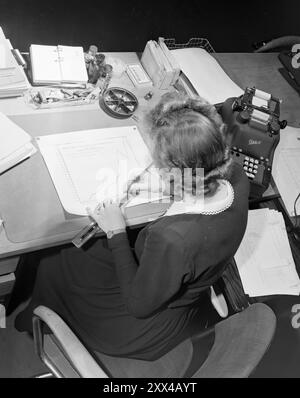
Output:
[{"xmin": 0, "ymin": 0, "xmax": 299, "ymax": 53}]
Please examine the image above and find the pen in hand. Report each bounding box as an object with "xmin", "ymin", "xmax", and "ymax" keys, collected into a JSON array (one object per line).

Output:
[
  {"xmin": 72, "ymin": 165, "xmax": 152, "ymax": 248},
  {"xmin": 72, "ymin": 198, "xmax": 130, "ymax": 249}
]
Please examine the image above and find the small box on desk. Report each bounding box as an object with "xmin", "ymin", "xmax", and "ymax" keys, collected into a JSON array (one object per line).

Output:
[{"xmin": 126, "ymin": 64, "xmax": 152, "ymax": 88}]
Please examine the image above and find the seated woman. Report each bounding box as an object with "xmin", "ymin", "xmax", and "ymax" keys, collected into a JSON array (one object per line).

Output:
[{"xmin": 15, "ymin": 92, "xmax": 249, "ymax": 360}]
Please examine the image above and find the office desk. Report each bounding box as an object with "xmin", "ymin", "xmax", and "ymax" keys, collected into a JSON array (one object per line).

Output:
[
  {"xmin": 0, "ymin": 52, "xmax": 171, "ymax": 261},
  {"xmin": 0, "ymin": 52, "xmax": 299, "ymax": 264}
]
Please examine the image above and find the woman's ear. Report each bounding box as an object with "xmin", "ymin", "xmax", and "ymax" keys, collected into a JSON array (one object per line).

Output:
[
  {"xmin": 220, "ymin": 123, "xmax": 228, "ymax": 137},
  {"xmin": 221, "ymin": 123, "xmax": 233, "ymax": 147}
]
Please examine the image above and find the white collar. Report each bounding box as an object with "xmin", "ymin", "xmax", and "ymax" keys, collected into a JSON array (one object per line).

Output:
[{"xmin": 164, "ymin": 180, "xmax": 234, "ymax": 217}]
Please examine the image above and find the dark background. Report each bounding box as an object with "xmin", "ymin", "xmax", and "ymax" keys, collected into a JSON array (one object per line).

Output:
[{"xmin": 0, "ymin": 0, "xmax": 299, "ymax": 52}]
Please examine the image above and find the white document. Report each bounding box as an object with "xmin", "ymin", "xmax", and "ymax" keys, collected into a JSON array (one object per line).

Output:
[
  {"xmin": 171, "ymin": 48, "xmax": 243, "ymax": 103},
  {"xmin": 272, "ymin": 125, "xmax": 300, "ymax": 216},
  {"xmin": 0, "ymin": 143, "xmax": 36, "ymax": 174},
  {"xmin": 235, "ymin": 209, "xmax": 300, "ymax": 297},
  {"xmin": 30, "ymin": 45, "xmax": 61, "ymax": 84},
  {"xmin": 0, "ymin": 112, "xmax": 36, "ymax": 174},
  {"xmin": 0, "ymin": 28, "xmax": 16, "ymax": 71},
  {"xmin": 36, "ymin": 126, "xmax": 160, "ymax": 216},
  {"xmin": 0, "ymin": 28, "xmax": 28, "ymax": 95},
  {"xmin": 58, "ymin": 45, "xmax": 88, "ymax": 83}
]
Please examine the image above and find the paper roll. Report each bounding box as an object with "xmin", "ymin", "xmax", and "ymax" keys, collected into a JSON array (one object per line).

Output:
[
  {"xmin": 252, "ymin": 109, "xmax": 270, "ymax": 123},
  {"xmin": 252, "ymin": 96, "xmax": 268, "ymax": 108},
  {"xmin": 254, "ymin": 89, "xmax": 271, "ymax": 101}
]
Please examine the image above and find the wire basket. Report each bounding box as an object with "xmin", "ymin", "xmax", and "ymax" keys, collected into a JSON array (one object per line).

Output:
[{"xmin": 162, "ymin": 37, "xmax": 215, "ymax": 53}]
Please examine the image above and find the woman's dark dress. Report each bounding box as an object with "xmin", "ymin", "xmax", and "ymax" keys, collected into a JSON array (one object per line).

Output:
[{"xmin": 15, "ymin": 163, "xmax": 249, "ymax": 360}]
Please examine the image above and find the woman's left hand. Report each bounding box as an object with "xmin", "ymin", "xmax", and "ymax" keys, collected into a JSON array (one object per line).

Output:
[{"xmin": 87, "ymin": 199, "xmax": 126, "ymax": 234}]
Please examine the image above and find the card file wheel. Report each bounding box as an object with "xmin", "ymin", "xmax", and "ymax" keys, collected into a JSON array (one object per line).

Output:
[{"xmin": 99, "ymin": 87, "xmax": 139, "ymax": 119}]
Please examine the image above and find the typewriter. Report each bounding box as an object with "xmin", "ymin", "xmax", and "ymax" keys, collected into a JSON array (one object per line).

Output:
[{"xmin": 218, "ymin": 87, "xmax": 287, "ymax": 199}]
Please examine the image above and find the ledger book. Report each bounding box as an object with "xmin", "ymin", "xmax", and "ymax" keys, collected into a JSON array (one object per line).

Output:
[{"xmin": 30, "ymin": 44, "xmax": 88, "ymax": 85}]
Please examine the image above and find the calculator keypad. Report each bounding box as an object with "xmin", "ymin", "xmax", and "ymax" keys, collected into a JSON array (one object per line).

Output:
[
  {"xmin": 231, "ymin": 150, "xmax": 263, "ymax": 181},
  {"xmin": 243, "ymin": 156, "xmax": 261, "ymax": 180}
]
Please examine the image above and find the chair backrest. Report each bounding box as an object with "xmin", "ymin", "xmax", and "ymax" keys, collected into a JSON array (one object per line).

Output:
[
  {"xmin": 33, "ymin": 302, "xmax": 276, "ymax": 378},
  {"xmin": 254, "ymin": 36, "xmax": 300, "ymax": 52},
  {"xmin": 95, "ymin": 339, "xmax": 193, "ymax": 378},
  {"xmin": 192, "ymin": 302, "xmax": 276, "ymax": 378}
]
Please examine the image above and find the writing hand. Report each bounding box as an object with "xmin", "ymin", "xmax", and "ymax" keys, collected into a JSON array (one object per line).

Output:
[{"xmin": 87, "ymin": 199, "xmax": 126, "ymax": 235}]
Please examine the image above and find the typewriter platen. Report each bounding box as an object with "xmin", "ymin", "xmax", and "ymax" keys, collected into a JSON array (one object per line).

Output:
[{"xmin": 218, "ymin": 87, "xmax": 287, "ymax": 199}]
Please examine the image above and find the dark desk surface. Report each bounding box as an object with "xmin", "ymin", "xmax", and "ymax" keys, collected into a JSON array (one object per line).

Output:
[{"xmin": 214, "ymin": 53, "xmax": 300, "ymax": 127}]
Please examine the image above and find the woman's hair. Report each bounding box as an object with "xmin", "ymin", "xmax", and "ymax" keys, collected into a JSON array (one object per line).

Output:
[{"xmin": 145, "ymin": 91, "xmax": 233, "ymax": 197}]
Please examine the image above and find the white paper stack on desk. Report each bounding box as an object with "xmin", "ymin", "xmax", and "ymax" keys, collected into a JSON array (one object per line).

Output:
[
  {"xmin": 0, "ymin": 27, "xmax": 29, "ymax": 98},
  {"xmin": 171, "ymin": 47, "xmax": 243, "ymax": 103},
  {"xmin": 0, "ymin": 112, "xmax": 36, "ymax": 174},
  {"xmin": 235, "ymin": 208, "xmax": 300, "ymax": 296},
  {"xmin": 272, "ymin": 125, "xmax": 300, "ymax": 217}
]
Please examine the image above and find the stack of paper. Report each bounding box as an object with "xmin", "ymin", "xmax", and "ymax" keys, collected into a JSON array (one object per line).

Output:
[
  {"xmin": 0, "ymin": 27, "xmax": 29, "ymax": 98},
  {"xmin": 235, "ymin": 208, "xmax": 300, "ymax": 296},
  {"xmin": 0, "ymin": 112, "xmax": 36, "ymax": 174},
  {"xmin": 171, "ymin": 47, "xmax": 243, "ymax": 104},
  {"xmin": 272, "ymin": 125, "xmax": 300, "ymax": 216}
]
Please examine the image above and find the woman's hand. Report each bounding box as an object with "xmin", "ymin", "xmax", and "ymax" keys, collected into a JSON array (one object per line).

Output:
[{"xmin": 87, "ymin": 199, "xmax": 126, "ymax": 235}]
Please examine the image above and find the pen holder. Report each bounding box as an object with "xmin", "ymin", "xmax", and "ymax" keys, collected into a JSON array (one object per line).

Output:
[{"xmin": 25, "ymin": 86, "xmax": 99, "ymax": 109}]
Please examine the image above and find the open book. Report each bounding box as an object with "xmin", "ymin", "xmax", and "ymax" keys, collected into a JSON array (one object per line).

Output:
[{"xmin": 30, "ymin": 44, "xmax": 88, "ymax": 85}]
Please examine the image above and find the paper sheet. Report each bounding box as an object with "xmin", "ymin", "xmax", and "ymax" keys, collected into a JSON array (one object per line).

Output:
[
  {"xmin": 0, "ymin": 112, "xmax": 32, "ymax": 158},
  {"xmin": 171, "ymin": 48, "xmax": 243, "ymax": 103},
  {"xmin": 235, "ymin": 209, "xmax": 300, "ymax": 297},
  {"xmin": 0, "ymin": 28, "xmax": 16, "ymax": 71},
  {"xmin": 0, "ymin": 143, "xmax": 36, "ymax": 174},
  {"xmin": 58, "ymin": 45, "xmax": 88, "ymax": 84},
  {"xmin": 0, "ymin": 112, "xmax": 36, "ymax": 174},
  {"xmin": 30, "ymin": 45, "xmax": 61, "ymax": 84},
  {"xmin": 272, "ymin": 126, "xmax": 300, "ymax": 216},
  {"xmin": 36, "ymin": 126, "xmax": 161, "ymax": 216}
]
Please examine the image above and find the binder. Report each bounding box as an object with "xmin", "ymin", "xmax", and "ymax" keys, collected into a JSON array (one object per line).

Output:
[
  {"xmin": 158, "ymin": 37, "xmax": 180, "ymax": 86},
  {"xmin": 30, "ymin": 44, "xmax": 88, "ymax": 85},
  {"xmin": 141, "ymin": 40, "xmax": 179, "ymax": 90},
  {"xmin": 0, "ymin": 27, "xmax": 29, "ymax": 97}
]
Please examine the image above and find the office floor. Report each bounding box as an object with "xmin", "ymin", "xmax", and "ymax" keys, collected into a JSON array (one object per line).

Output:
[{"xmin": 0, "ymin": 301, "xmax": 48, "ymax": 378}]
